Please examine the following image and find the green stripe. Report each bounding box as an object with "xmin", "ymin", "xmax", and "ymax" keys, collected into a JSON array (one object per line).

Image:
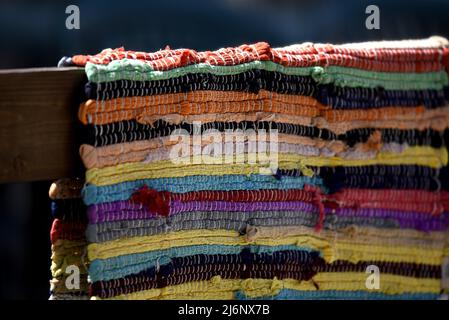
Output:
[{"xmin": 86, "ymin": 59, "xmax": 449, "ymax": 90}]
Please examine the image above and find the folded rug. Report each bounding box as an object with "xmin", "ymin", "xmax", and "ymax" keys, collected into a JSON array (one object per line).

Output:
[{"xmin": 58, "ymin": 37, "xmax": 449, "ymax": 300}]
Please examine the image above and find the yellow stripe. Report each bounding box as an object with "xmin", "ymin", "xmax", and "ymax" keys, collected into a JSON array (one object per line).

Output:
[
  {"xmin": 97, "ymin": 274, "xmax": 441, "ymax": 300},
  {"xmin": 87, "ymin": 227, "xmax": 447, "ymax": 265},
  {"xmin": 247, "ymin": 225, "xmax": 448, "ymax": 243},
  {"xmin": 85, "ymin": 146, "xmax": 448, "ymax": 186}
]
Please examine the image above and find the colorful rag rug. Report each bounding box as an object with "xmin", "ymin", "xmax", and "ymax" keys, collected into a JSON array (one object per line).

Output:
[
  {"xmin": 48, "ymin": 178, "xmax": 89, "ymax": 300},
  {"xmin": 56, "ymin": 37, "xmax": 449, "ymax": 300}
]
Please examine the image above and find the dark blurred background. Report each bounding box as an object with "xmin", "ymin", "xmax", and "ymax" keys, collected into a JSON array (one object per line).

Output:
[{"xmin": 0, "ymin": 0, "xmax": 448, "ymax": 300}]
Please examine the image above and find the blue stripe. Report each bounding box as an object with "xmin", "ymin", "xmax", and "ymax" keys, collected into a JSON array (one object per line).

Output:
[
  {"xmin": 235, "ymin": 289, "xmax": 439, "ymax": 300},
  {"xmin": 83, "ymin": 174, "xmax": 324, "ymax": 205}
]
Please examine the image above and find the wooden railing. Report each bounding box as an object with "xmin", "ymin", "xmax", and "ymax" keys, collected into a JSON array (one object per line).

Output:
[{"xmin": 0, "ymin": 67, "xmax": 86, "ymax": 183}]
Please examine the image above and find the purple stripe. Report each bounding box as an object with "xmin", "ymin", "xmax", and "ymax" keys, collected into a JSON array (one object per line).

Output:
[
  {"xmin": 170, "ymin": 201, "xmax": 316, "ymax": 214},
  {"xmin": 87, "ymin": 200, "xmax": 316, "ymax": 223}
]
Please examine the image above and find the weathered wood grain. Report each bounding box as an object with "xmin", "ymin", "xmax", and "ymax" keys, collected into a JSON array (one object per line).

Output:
[{"xmin": 0, "ymin": 67, "xmax": 86, "ymax": 183}]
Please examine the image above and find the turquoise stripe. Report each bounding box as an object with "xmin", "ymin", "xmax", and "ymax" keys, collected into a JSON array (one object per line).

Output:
[
  {"xmin": 82, "ymin": 174, "xmax": 325, "ymax": 205},
  {"xmin": 235, "ymin": 289, "xmax": 439, "ymax": 300},
  {"xmin": 85, "ymin": 60, "xmax": 449, "ymax": 90},
  {"xmin": 89, "ymin": 244, "xmax": 318, "ymax": 282}
]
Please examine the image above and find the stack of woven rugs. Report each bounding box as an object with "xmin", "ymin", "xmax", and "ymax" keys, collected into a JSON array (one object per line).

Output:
[
  {"xmin": 48, "ymin": 178, "xmax": 89, "ymax": 300},
  {"xmin": 59, "ymin": 37, "xmax": 449, "ymax": 300}
]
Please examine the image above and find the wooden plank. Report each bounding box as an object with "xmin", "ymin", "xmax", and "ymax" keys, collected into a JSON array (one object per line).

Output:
[{"xmin": 0, "ymin": 67, "xmax": 86, "ymax": 183}]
